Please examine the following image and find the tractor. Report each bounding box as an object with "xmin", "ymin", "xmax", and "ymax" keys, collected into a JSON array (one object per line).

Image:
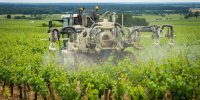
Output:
[{"xmin": 47, "ymin": 11, "xmax": 174, "ymax": 65}]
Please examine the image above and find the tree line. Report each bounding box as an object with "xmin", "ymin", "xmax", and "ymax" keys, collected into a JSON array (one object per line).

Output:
[
  {"xmin": 6, "ymin": 14, "xmax": 48, "ymax": 20},
  {"xmin": 1, "ymin": 3, "xmax": 199, "ymax": 15},
  {"xmin": 184, "ymin": 11, "xmax": 200, "ymax": 19},
  {"xmin": 116, "ymin": 14, "xmax": 149, "ymax": 27}
]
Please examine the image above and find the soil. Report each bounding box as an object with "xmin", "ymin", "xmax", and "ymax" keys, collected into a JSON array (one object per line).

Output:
[{"xmin": 0, "ymin": 83, "xmax": 46, "ymax": 100}]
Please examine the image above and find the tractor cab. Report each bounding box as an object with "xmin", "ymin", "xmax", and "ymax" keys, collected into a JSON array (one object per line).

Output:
[
  {"xmin": 48, "ymin": 14, "xmax": 80, "ymax": 32},
  {"xmin": 48, "ymin": 13, "xmax": 84, "ymax": 51},
  {"xmin": 61, "ymin": 14, "xmax": 80, "ymax": 27}
]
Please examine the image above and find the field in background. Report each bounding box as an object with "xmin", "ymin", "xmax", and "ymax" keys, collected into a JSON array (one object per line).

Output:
[{"xmin": 0, "ymin": 14, "xmax": 200, "ymax": 99}]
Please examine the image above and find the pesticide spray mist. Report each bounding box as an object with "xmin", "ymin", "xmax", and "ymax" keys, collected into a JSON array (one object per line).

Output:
[{"xmin": 43, "ymin": 42, "xmax": 199, "ymax": 72}]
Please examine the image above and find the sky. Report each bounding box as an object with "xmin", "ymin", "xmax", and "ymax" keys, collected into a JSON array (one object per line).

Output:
[{"xmin": 0, "ymin": 0, "xmax": 199, "ymax": 3}]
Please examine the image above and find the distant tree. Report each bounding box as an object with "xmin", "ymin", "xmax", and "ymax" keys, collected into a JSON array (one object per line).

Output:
[
  {"xmin": 14, "ymin": 16, "xmax": 26, "ymax": 19},
  {"xmin": 184, "ymin": 12, "xmax": 195, "ymax": 19},
  {"xmin": 132, "ymin": 17, "xmax": 149, "ymax": 26},
  {"xmin": 161, "ymin": 14, "xmax": 166, "ymax": 17},
  {"xmin": 116, "ymin": 14, "xmax": 149, "ymax": 27},
  {"xmin": 42, "ymin": 23, "xmax": 48, "ymax": 27},
  {"xmin": 21, "ymin": 16, "xmax": 26, "ymax": 19},
  {"xmin": 6, "ymin": 14, "xmax": 11, "ymax": 19},
  {"xmin": 36, "ymin": 14, "xmax": 43, "ymax": 20},
  {"xmin": 188, "ymin": 12, "xmax": 194, "ymax": 17},
  {"xmin": 14, "ymin": 16, "xmax": 21, "ymax": 19},
  {"xmin": 34, "ymin": 14, "xmax": 37, "ymax": 17},
  {"xmin": 184, "ymin": 15, "xmax": 189, "ymax": 19},
  {"xmin": 194, "ymin": 11, "xmax": 199, "ymax": 18}
]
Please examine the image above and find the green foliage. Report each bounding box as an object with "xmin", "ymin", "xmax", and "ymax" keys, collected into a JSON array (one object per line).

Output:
[
  {"xmin": 194, "ymin": 11, "xmax": 199, "ymax": 18},
  {"xmin": 0, "ymin": 14, "xmax": 200, "ymax": 99},
  {"xmin": 42, "ymin": 23, "xmax": 48, "ymax": 27},
  {"xmin": 184, "ymin": 12, "xmax": 199, "ymax": 19},
  {"xmin": 6, "ymin": 14, "xmax": 11, "ymax": 19},
  {"xmin": 132, "ymin": 17, "xmax": 149, "ymax": 26},
  {"xmin": 116, "ymin": 14, "xmax": 149, "ymax": 27},
  {"xmin": 3, "ymin": 87, "xmax": 10, "ymax": 97},
  {"xmin": 14, "ymin": 16, "xmax": 26, "ymax": 19},
  {"xmin": 0, "ymin": 3, "xmax": 192, "ymax": 15},
  {"xmin": 161, "ymin": 14, "xmax": 166, "ymax": 17}
]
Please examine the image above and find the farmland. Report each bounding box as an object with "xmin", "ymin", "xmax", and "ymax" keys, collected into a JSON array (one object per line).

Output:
[{"xmin": 0, "ymin": 13, "xmax": 200, "ymax": 100}]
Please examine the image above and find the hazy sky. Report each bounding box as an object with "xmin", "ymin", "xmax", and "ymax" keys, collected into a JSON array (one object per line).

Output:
[{"xmin": 0, "ymin": 0, "xmax": 199, "ymax": 3}]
